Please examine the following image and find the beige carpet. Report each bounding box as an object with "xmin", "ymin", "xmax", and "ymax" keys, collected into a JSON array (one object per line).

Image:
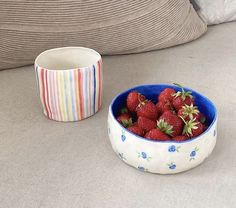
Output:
[{"xmin": 0, "ymin": 22, "xmax": 235, "ymax": 208}]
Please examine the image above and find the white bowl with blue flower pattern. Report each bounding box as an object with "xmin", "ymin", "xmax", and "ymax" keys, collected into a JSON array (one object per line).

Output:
[{"xmin": 107, "ymin": 84, "xmax": 217, "ymax": 174}]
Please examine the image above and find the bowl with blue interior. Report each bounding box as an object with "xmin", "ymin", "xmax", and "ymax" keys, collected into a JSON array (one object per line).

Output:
[{"xmin": 107, "ymin": 84, "xmax": 217, "ymax": 174}]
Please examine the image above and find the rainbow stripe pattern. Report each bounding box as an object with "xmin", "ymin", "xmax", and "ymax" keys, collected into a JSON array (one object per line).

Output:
[{"xmin": 35, "ymin": 59, "xmax": 102, "ymax": 121}]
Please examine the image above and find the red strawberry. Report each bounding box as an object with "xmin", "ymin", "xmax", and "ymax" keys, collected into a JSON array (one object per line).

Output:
[
  {"xmin": 173, "ymin": 96, "xmax": 194, "ymax": 111},
  {"xmin": 203, "ymin": 124, "xmax": 208, "ymax": 131},
  {"xmin": 144, "ymin": 129, "xmax": 170, "ymax": 141},
  {"xmin": 132, "ymin": 122, "xmax": 139, "ymax": 127},
  {"xmin": 158, "ymin": 111, "xmax": 184, "ymax": 137},
  {"xmin": 158, "ymin": 88, "xmax": 176, "ymax": 102},
  {"xmin": 126, "ymin": 91, "xmax": 146, "ymax": 112},
  {"xmin": 138, "ymin": 116, "xmax": 156, "ymax": 132},
  {"xmin": 156, "ymin": 101, "xmax": 173, "ymax": 114},
  {"xmin": 172, "ymin": 83, "xmax": 195, "ymax": 111},
  {"xmin": 127, "ymin": 125, "xmax": 144, "ymax": 137},
  {"xmin": 136, "ymin": 101, "xmax": 158, "ymax": 121},
  {"xmin": 177, "ymin": 104, "xmax": 200, "ymax": 121},
  {"xmin": 182, "ymin": 119, "xmax": 205, "ymax": 138},
  {"xmin": 173, "ymin": 135, "xmax": 188, "ymax": 142},
  {"xmin": 117, "ymin": 113, "xmax": 132, "ymax": 127}
]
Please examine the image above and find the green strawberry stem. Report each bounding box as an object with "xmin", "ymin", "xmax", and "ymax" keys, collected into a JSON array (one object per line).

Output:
[
  {"xmin": 200, "ymin": 116, "xmax": 206, "ymax": 124},
  {"xmin": 182, "ymin": 118, "xmax": 199, "ymax": 136},
  {"xmin": 182, "ymin": 104, "xmax": 200, "ymax": 119},
  {"xmin": 173, "ymin": 83, "xmax": 193, "ymax": 100},
  {"xmin": 137, "ymin": 97, "xmax": 148, "ymax": 110},
  {"xmin": 138, "ymin": 94, "xmax": 147, "ymax": 106},
  {"xmin": 179, "ymin": 116, "xmax": 187, "ymax": 124},
  {"xmin": 173, "ymin": 83, "xmax": 185, "ymax": 93},
  {"xmin": 157, "ymin": 119, "xmax": 174, "ymax": 136},
  {"xmin": 121, "ymin": 107, "xmax": 128, "ymax": 114},
  {"xmin": 121, "ymin": 118, "xmax": 133, "ymax": 128}
]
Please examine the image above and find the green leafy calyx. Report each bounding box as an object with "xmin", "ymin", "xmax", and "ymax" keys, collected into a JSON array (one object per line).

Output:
[
  {"xmin": 157, "ymin": 119, "xmax": 174, "ymax": 136},
  {"xmin": 121, "ymin": 107, "xmax": 128, "ymax": 114},
  {"xmin": 182, "ymin": 118, "xmax": 199, "ymax": 136},
  {"xmin": 182, "ymin": 104, "xmax": 199, "ymax": 119},
  {"xmin": 121, "ymin": 118, "xmax": 133, "ymax": 128},
  {"xmin": 172, "ymin": 83, "xmax": 193, "ymax": 101}
]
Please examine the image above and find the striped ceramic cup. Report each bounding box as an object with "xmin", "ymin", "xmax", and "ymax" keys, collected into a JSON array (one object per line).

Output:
[{"xmin": 34, "ymin": 47, "xmax": 102, "ymax": 122}]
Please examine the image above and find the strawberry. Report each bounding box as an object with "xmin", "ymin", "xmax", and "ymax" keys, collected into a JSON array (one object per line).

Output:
[
  {"xmin": 144, "ymin": 129, "xmax": 170, "ymax": 141},
  {"xmin": 203, "ymin": 124, "xmax": 208, "ymax": 131},
  {"xmin": 117, "ymin": 113, "xmax": 132, "ymax": 127},
  {"xmin": 137, "ymin": 116, "xmax": 156, "ymax": 132},
  {"xmin": 182, "ymin": 118, "xmax": 205, "ymax": 138},
  {"xmin": 132, "ymin": 122, "xmax": 139, "ymax": 127},
  {"xmin": 177, "ymin": 104, "xmax": 200, "ymax": 121},
  {"xmin": 173, "ymin": 96, "xmax": 193, "ymax": 111},
  {"xmin": 178, "ymin": 105, "xmax": 206, "ymax": 123},
  {"xmin": 136, "ymin": 100, "xmax": 158, "ymax": 121},
  {"xmin": 158, "ymin": 111, "xmax": 184, "ymax": 137},
  {"xmin": 126, "ymin": 91, "xmax": 146, "ymax": 112},
  {"xmin": 173, "ymin": 135, "xmax": 188, "ymax": 142},
  {"xmin": 172, "ymin": 83, "xmax": 195, "ymax": 111},
  {"xmin": 158, "ymin": 88, "xmax": 176, "ymax": 102},
  {"xmin": 127, "ymin": 125, "xmax": 144, "ymax": 137},
  {"xmin": 156, "ymin": 101, "xmax": 173, "ymax": 115}
]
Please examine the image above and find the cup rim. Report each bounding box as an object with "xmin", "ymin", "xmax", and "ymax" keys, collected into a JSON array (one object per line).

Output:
[
  {"xmin": 35, "ymin": 46, "xmax": 102, "ymax": 71},
  {"xmin": 109, "ymin": 84, "xmax": 217, "ymax": 144}
]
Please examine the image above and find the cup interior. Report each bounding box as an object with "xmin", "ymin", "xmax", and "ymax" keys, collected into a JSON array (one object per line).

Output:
[
  {"xmin": 35, "ymin": 47, "xmax": 101, "ymax": 70},
  {"xmin": 111, "ymin": 84, "xmax": 217, "ymax": 129}
]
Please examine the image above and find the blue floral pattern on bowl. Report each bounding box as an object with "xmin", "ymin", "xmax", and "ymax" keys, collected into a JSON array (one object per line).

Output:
[
  {"xmin": 138, "ymin": 166, "xmax": 148, "ymax": 172},
  {"xmin": 167, "ymin": 162, "xmax": 176, "ymax": 170},
  {"xmin": 121, "ymin": 130, "xmax": 126, "ymax": 142},
  {"xmin": 138, "ymin": 151, "xmax": 152, "ymax": 161},
  {"xmin": 190, "ymin": 147, "xmax": 199, "ymax": 161},
  {"xmin": 168, "ymin": 145, "xmax": 181, "ymax": 152}
]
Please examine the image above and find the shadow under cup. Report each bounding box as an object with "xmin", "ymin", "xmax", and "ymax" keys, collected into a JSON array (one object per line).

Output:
[{"xmin": 34, "ymin": 47, "xmax": 102, "ymax": 122}]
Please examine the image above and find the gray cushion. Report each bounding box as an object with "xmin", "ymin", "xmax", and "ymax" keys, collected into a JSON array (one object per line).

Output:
[{"xmin": 0, "ymin": 0, "xmax": 207, "ymax": 70}]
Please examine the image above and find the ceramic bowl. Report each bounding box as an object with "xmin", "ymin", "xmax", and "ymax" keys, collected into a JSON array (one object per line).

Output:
[{"xmin": 107, "ymin": 84, "xmax": 217, "ymax": 174}]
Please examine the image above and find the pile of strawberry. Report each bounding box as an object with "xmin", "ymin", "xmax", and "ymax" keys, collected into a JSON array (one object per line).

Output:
[{"xmin": 116, "ymin": 84, "xmax": 207, "ymax": 142}]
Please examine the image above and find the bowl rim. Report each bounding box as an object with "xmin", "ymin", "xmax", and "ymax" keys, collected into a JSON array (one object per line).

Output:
[
  {"xmin": 34, "ymin": 46, "xmax": 102, "ymax": 71},
  {"xmin": 109, "ymin": 84, "xmax": 217, "ymax": 144}
]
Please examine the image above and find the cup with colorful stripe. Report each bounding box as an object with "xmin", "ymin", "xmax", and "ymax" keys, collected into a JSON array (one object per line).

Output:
[{"xmin": 34, "ymin": 47, "xmax": 102, "ymax": 122}]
